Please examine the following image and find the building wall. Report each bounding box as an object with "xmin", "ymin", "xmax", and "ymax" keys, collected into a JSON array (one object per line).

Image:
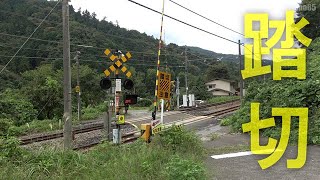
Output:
[{"xmin": 206, "ymin": 80, "xmax": 231, "ymax": 92}]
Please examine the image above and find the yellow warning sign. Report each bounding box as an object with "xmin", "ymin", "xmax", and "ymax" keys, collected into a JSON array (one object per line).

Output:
[
  {"xmin": 117, "ymin": 115, "xmax": 125, "ymax": 125},
  {"xmin": 157, "ymin": 71, "xmax": 171, "ymax": 100},
  {"xmin": 103, "ymin": 49, "xmax": 132, "ymax": 78},
  {"xmin": 75, "ymin": 86, "xmax": 80, "ymax": 93}
]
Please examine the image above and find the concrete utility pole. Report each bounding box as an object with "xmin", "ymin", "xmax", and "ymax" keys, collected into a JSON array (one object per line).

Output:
[
  {"xmin": 62, "ymin": 0, "xmax": 72, "ymax": 149},
  {"xmin": 184, "ymin": 46, "xmax": 189, "ymax": 107},
  {"xmin": 238, "ymin": 40, "xmax": 243, "ymax": 101},
  {"xmin": 75, "ymin": 51, "xmax": 81, "ymax": 121},
  {"xmin": 104, "ymin": 101, "xmax": 112, "ymax": 141},
  {"xmin": 176, "ymin": 77, "xmax": 180, "ymax": 109}
]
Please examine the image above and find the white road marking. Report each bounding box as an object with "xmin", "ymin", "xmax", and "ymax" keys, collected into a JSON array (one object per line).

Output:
[
  {"xmin": 211, "ymin": 151, "xmax": 252, "ymax": 159},
  {"xmin": 211, "ymin": 149, "xmax": 283, "ymax": 159}
]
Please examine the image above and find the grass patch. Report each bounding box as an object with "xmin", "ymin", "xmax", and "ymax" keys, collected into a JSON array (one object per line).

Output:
[
  {"xmin": 1, "ymin": 125, "xmax": 208, "ymax": 179},
  {"xmin": 207, "ymin": 96, "xmax": 239, "ymax": 104},
  {"xmin": 209, "ymin": 133, "xmax": 220, "ymax": 141},
  {"xmin": 8, "ymin": 119, "xmax": 62, "ymax": 136},
  {"xmin": 79, "ymin": 102, "xmax": 108, "ymax": 121},
  {"xmin": 128, "ymin": 106, "xmax": 149, "ymax": 111},
  {"xmin": 6, "ymin": 103, "xmax": 108, "ymax": 137}
]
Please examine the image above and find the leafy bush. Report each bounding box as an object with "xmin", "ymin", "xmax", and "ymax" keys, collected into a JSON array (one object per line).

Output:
[
  {"xmin": 207, "ymin": 96, "xmax": 239, "ymax": 104},
  {"xmin": 0, "ymin": 89, "xmax": 37, "ymax": 126},
  {"xmin": 225, "ymin": 38, "xmax": 320, "ymax": 145},
  {"xmin": 152, "ymin": 125, "xmax": 204, "ymax": 155},
  {"xmin": 136, "ymin": 98, "xmax": 153, "ymax": 107},
  {"xmin": 0, "ymin": 137, "xmax": 25, "ymax": 160},
  {"xmin": 80, "ymin": 102, "xmax": 108, "ymax": 121},
  {"xmin": 0, "ymin": 118, "xmax": 13, "ymax": 136}
]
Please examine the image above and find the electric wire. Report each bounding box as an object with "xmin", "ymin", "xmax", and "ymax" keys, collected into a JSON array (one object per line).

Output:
[
  {"xmin": 168, "ymin": 0, "xmax": 244, "ymax": 36},
  {"xmin": 0, "ymin": 0, "xmax": 62, "ymax": 74},
  {"xmin": 128, "ymin": 0, "xmax": 240, "ymax": 45}
]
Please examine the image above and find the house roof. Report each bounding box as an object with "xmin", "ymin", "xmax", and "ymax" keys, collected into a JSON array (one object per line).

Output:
[{"xmin": 205, "ymin": 78, "xmax": 235, "ymax": 85}]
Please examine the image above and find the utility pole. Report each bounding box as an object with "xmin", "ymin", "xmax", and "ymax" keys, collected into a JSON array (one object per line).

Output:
[
  {"xmin": 184, "ymin": 46, "xmax": 189, "ymax": 107},
  {"xmin": 238, "ymin": 40, "xmax": 243, "ymax": 101},
  {"xmin": 62, "ymin": 0, "xmax": 72, "ymax": 149},
  {"xmin": 176, "ymin": 77, "xmax": 180, "ymax": 109},
  {"xmin": 75, "ymin": 51, "xmax": 81, "ymax": 121},
  {"xmin": 104, "ymin": 101, "xmax": 112, "ymax": 141}
]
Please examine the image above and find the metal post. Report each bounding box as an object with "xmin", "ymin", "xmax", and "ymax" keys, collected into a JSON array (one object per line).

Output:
[
  {"xmin": 75, "ymin": 51, "xmax": 81, "ymax": 121},
  {"xmin": 238, "ymin": 40, "xmax": 243, "ymax": 101},
  {"xmin": 62, "ymin": 0, "xmax": 72, "ymax": 149},
  {"xmin": 115, "ymin": 52, "xmax": 121, "ymax": 144},
  {"xmin": 160, "ymin": 99, "xmax": 164, "ymax": 124},
  {"xmin": 185, "ymin": 46, "xmax": 189, "ymax": 107},
  {"xmin": 176, "ymin": 77, "xmax": 180, "ymax": 109}
]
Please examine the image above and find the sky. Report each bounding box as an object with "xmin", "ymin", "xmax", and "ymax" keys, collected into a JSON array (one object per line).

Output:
[{"xmin": 70, "ymin": 0, "xmax": 302, "ymax": 55}]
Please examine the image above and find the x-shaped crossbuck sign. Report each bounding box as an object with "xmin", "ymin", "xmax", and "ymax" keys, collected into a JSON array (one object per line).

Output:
[{"xmin": 103, "ymin": 49, "xmax": 132, "ymax": 78}]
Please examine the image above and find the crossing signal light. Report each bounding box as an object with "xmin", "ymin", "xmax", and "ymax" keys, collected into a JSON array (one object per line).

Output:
[
  {"xmin": 100, "ymin": 78, "xmax": 111, "ymax": 90},
  {"xmin": 123, "ymin": 79, "xmax": 134, "ymax": 90}
]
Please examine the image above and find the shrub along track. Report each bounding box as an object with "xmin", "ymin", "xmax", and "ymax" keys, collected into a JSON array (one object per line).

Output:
[{"xmin": 19, "ymin": 102, "xmax": 240, "ymax": 150}]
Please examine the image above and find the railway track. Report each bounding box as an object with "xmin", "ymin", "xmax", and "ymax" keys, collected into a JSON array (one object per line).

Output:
[
  {"xmin": 71, "ymin": 105, "xmax": 241, "ymax": 150},
  {"xmin": 179, "ymin": 99, "xmax": 240, "ymax": 112},
  {"xmin": 73, "ymin": 131, "xmax": 139, "ymax": 150},
  {"xmin": 19, "ymin": 111, "xmax": 180, "ymax": 145},
  {"xmin": 20, "ymin": 102, "xmax": 240, "ymax": 149}
]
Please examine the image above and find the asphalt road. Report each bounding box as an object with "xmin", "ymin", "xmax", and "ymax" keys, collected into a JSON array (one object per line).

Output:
[{"xmin": 202, "ymin": 125, "xmax": 320, "ymax": 180}]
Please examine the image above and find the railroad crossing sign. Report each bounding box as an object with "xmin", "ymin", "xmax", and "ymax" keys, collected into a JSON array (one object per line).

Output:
[
  {"xmin": 157, "ymin": 71, "xmax": 171, "ymax": 100},
  {"xmin": 103, "ymin": 49, "xmax": 132, "ymax": 78}
]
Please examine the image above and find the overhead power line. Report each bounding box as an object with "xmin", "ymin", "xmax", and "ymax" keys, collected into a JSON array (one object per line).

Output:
[
  {"xmin": 128, "ymin": 0, "xmax": 240, "ymax": 45},
  {"xmin": 0, "ymin": 0, "xmax": 61, "ymax": 74},
  {"xmin": 128, "ymin": 0, "xmax": 266, "ymax": 63},
  {"xmin": 0, "ymin": 32, "xmax": 159, "ymax": 55},
  {"xmin": 168, "ymin": 0, "xmax": 244, "ymax": 36},
  {"xmin": 0, "ymin": 43, "xmax": 71, "ymax": 53},
  {"xmin": 0, "ymin": 54, "xmax": 186, "ymax": 67},
  {"xmin": 0, "ymin": 32, "xmax": 191, "ymax": 58}
]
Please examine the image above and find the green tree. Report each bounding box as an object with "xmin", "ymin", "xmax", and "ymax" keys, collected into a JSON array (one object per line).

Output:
[
  {"xmin": 296, "ymin": 0, "xmax": 320, "ymax": 42},
  {"xmin": 20, "ymin": 64, "xmax": 63, "ymax": 120},
  {"xmin": 205, "ymin": 63, "xmax": 230, "ymax": 81}
]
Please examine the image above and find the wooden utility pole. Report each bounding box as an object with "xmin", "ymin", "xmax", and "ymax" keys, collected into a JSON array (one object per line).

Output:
[
  {"xmin": 238, "ymin": 40, "xmax": 243, "ymax": 101},
  {"xmin": 62, "ymin": 0, "xmax": 72, "ymax": 149}
]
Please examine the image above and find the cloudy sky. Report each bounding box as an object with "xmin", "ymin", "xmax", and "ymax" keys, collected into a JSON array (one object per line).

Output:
[{"xmin": 70, "ymin": 0, "xmax": 302, "ymax": 55}]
